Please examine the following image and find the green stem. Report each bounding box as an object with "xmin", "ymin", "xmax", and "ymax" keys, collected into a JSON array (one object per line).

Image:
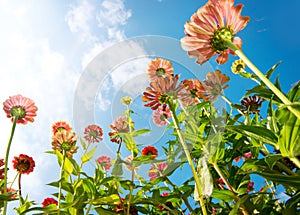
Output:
[
  {"xmin": 169, "ymin": 107, "xmax": 207, "ymax": 215},
  {"xmin": 212, "ymin": 162, "xmax": 236, "ymax": 193},
  {"xmin": 3, "ymin": 117, "xmax": 18, "ymax": 215},
  {"xmin": 18, "ymin": 173, "xmax": 23, "ymax": 205},
  {"xmin": 226, "ymin": 41, "xmax": 300, "ymax": 119},
  {"xmin": 57, "ymin": 150, "xmax": 66, "ymax": 214}
]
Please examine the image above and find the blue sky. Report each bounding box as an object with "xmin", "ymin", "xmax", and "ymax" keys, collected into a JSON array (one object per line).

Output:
[{"xmin": 0, "ymin": 0, "xmax": 299, "ymax": 211}]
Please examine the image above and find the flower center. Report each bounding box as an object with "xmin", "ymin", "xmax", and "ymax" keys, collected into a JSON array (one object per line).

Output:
[
  {"xmin": 10, "ymin": 106, "xmax": 26, "ymax": 119},
  {"xmin": 16, "ymin": 160, "xmax": 30, "ymax": 173},
  {"xmin": 89, "ymin": 131, "xmax": 98, "ymax": 139},
  {"xmin": 60, "ymin": 142, "xmax": 71, "ymax": 151},
  {"xmin": 156, "ymin": 68, "xmax": 165, "ymax": 77},
  {"xmin": 211, "ymin": 27, "xmax": 233, "ymax": 53},
  {"xmin": 158, "ymin": 93, "xmax": 170, "ymax": 104}
]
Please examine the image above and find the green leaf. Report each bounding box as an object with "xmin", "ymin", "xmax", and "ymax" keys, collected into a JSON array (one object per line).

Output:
[
  {"xmin": 132, "ymin": 129, "xmax": 151, "ymax": 137},
  {"xmin": 226, "ymin": 125, "xmax": 278, "ymax": 147},
  {"xmin": 264, "ymin": 154, "xmax": 283, "ymax": 169},
  {"xmin": 95, "ymin": 207, "xmax": 118, "ymax": 215},
  {"xmin": 265, "ymin": 61, "xmax": 281, "ymax": 80},
  {"xmin": 211, "ymin": 189, "xmax": 235, "ymax": 202},
  {"xmin": 80, "ymin": 137, "xmax": 87, "ymax": 150},
  {"xmin": 55, "ymin": 150, "xmax": 73, "ymax": 177},
  {"xmin": 111, "ymin": 154, "xmax": 123, "ymax": 177},
  {"xmin": 92, "ymin": 194, "xmax": 120, "ymax": 205},
  {"xmin": 81, "ymin": 146, "xmax": 97, "ymax": 164}
]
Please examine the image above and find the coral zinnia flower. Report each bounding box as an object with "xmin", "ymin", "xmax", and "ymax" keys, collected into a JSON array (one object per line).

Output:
[
  {"xmin": 52, "ymin": 121, "xmax": 72, "ymax": 135},
  {"xmin": 0, "ymin": 159, "xmax": 5, "ymax": 179},
  {"xmin": 108, "ymin": 115, "xmax": 133, "ymax": 144},
  {"xmin": 240, "ymin": 95, "xmax": 264, "ymax": 114},
  {"xmin": 51, "ymin": 130, "xmax": 78, "ymax": 158},
  {"xmin": 180, "ymin": 78, "xmax": 203, "ymax": 106},
  {"xmin": 147, "ymin": 58, "xmax": 174, "ymax": 81},
  {"xmin": 152, "ymin": 106, "xmax": 171, "ymax": 127},
  {"xmin": 142, "ymin": 74, "xmax": 184, "ymax": 110},
  {"xmin": 12, "ymin": 154, "xmax": 35, "ymax": 175},
  {"xmin": 3, "ymin": 94, "xmax": 38, "ymax": 124},
  {"xmin": 1, "ymin": 187, "xmax": 18, "ymax": 199},
  {"xmin": 148, "ymin": 162, "xmax": 167, "ymax": 181},
  {"xmin": 41, "ymin": 197, "xmax": 58, "ymax": 207},
  {"xmin": 96, "ymin": 156, "xmax": 112, "ymax": 171},
  {"xmin": 84, "ymin": 124, "xmax": 103, "ymax": 143},
  {"xmin": 141, "ymin": 146, "xmax": 158, "ymax": 159},
  {"xmin": 181, "ymin": 0, "xmax": 250, "ymax": 65},
  {"xmin": 198, "ymin": 70, "xmax": 230, "ymax": 101}
]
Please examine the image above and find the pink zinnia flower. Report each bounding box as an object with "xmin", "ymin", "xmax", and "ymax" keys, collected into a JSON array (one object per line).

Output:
[
  {"xmin": 12, "ymin": 154, "xmax": 35, "ymax": 175},
  {"xmin": 147, "ymin": 58, "xmax": 174, "ymax": 81},
  {"xmin": 141, "ymin": 146, "xmax": 158, "ymax": 159},
  {"xmin": 52, "ymin": 121, "xmax": 72, "ymax": 135},
  {"xmin": 108, "ymin": 115, "xmax": 132, "ymax": 144},
  {"xmin": 0, "ymin": 159, "xmax": 4, "ymax": 179},
  {"xmin": 96, "ymin": 156, "xmax": 112, "ymax": 171},
  {"xmin": 152, "ymin": 106, "xmax": 171, "ymax": 126},
  {"xmin": 148, "ymin": 162, "xmax": 167, "ymax": 181},
  {"xmin": 41, "ymin": 197, "xmax": 58, "ymax": 207},
  {"xmin": 181, "ymin": 0, "xmax": 250, "ymax": 65},
  {"xmin": 3, "ymin": 94, "xmax": 38, "ymax": 124},
  {"xmin": 84, "ymin": 124, "xmax": 103, "ymax": 143}
]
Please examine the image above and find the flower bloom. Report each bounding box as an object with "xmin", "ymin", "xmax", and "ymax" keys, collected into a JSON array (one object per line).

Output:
[
  {"xmin": 180, "ymin": 78, "xmax": 203, "ymax": 106},
  {"xmin": 152, "ymin": 106, "xmax": 172, "ymax": 126},
  {"xmin": 84, "ymin": 124, "xmax": 103, "ymax": 143},
  {"xmin": 0, "ymin": 159, "xmax": 4, "ymax": 179},
  {"xmin": 41, "ymin": 197, "xmax": 58, "ymax": 207},
  {"xmin": 12, "ymin": 154, "xmax": 35, "ymax": 175},
  {"xmin": 96, "ymin": 156, "xmax": 112, "ymax": 171},
  {"xmin": 181, "ymin": 0, "xmax": 250, "ymax": 65},
  {"xmin": 51, "ymin": 129, "xmax": 78, "ymax": 158},
  {"xmin": 198, "ymin": 70, "xmax": 230, "ymax": 101},
  {"xmin": 148, "ymin": 162, "xmax": 167, "ymax": 181},
  {"xmin": 52, "ymin": 121, "xmax": 72, "ymax": 135},
  {"xmin": 142, "ymin": 74, "xmax": 184, "ymax": 110},
  {"xmin": 240, "ymin": 95, "xmax": 264, "ymax": 114},
  {"xmin": 1, "ymin": 187, "xmax": 18, "ymax": 199},
  {"xmin": 147, "ymin": 58, "xmax": 174, "ymax": 81},
  {"xmin": 141, "ymin": 146, "xmax": 158, "ymax": 159},
  {"xmin": 108, "ymin": 115, "xmax": 132, "ymax": 144},
  {"xmin": 3, "ymin": 94, "xmax": 38, "ymax": 124},
  {"xmin": 246, "ymin": 181, "xmax": 254, "ymax": 194},
  {"xmin": 231, "ymin": 59, "xmax": 246, "ymax": 74}
]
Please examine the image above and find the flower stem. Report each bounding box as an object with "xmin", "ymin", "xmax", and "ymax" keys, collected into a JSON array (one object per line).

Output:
[
  {"xmin": 18, "ymin": 173, "xmax": 24, "ymax": 205},
  {"xmin": 169, "ymin": 106, "xmax": 207, "ymax": 215},
  {"xmin": 212, "ymin": 162, "xmax": 236, "ymax": 193},
  {"xmin": 57, "ymin": 150, "xmax": 66, "ymax": 214},
  {"xmin": 3, "ymin": 117, "xmax": 18, "ymax": 215},
  {"xmin": 226, "ymin": 41, "xmax": 300, "ymax": 119}
]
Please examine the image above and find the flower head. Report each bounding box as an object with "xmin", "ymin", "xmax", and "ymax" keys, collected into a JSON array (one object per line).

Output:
[
  {"xmin": 198, "ymin": 70, "xmax": 230, "ymax": 100},
  {"xmin": 84, "ymin": 124, "xmax": 103, "ymax": 143},
  {"xmin": 1, "ymin": 187, "xmax": 18, "ymax": 199},
  {"xmin": 109, "ymin": 115, "xmax": 132, "ymax": 144},
  {"xmin": 12, "ymin": 154, "xmax": 35, "ymax": 175},
  {"xmin": 0, "ymin": 159, "xmax": 4, "ymax": 179},
  {"xmin": 141, "ymin": 146, "xmax": 158, "ymax": 159},
  {"xmin": 52, "ymin": 121, "xmax": 72, "ymax": 135},
  {"xmin": 152, "ymin": 106, "xmax": 171, "ymax": 126},
  {"xmin": 51, "ymin": 129, "xmax": 78, "ymax": 158},
  {"xmin": 180, "ymin": 78, "xmax": 203, "ymax": 106},
  {"xmin": 42, "ymin": 197, "xmax": 58, "ymax": 207},
  {"xmin": 142, "ymin": 74, "xmax": 184, "ymax": 110},
  {"xmin": 147, "ymin": 58, "xmax": 174, "ymax": 81},
  {"xmin": 246, "ymin": 181, "xmax": 254, "ymax": 194},
  {"xmin": 231, "ymin": 59, "xmax": 246, "ymax": 74},
  {"xmin": 96, "ymin": 156, "xmax": 112, "ymax": 171},
  {"xmin": 120, "ymin": 96, "xmax": 133, "ymax": 106},
  {"xmin": 3, "ymin": 94, "xmax": 38, "ymax": 124},
  {"xmin": 240, "ymin": 95, "xmax": 264, "ymax": 114},
  {"xmin": 148, "ymin": 162, "xmax": 167, "ymax": 181},
  {"xmin": 181, "ymin": 0, "xmax": 250, "ymax": 65}
]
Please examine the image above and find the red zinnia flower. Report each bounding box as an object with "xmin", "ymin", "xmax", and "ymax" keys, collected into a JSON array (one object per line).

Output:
[
  {"xmin": 141, "ymin": 146, "xmax": 158, "ymax": 159},
  {"xmin": 181, "ymin": 0, "xmax": 249, "ymax": 65},
  {"xmin": 84, "ymin": 124, "xmax": 103, "ymax": 143},
  {"xmin": 41, "ymin": 197, "xmax": 58, "ymax": 207},
  {"xmin": 152, "ymin": 106, "xmax": 171, "ymax": 127},
  {"xmin": 3, "ymin": 94, "xmax": 38, "ymax": 124},
  {"xmin": 96, "ymin": 156, "xmax": 112, "ymax": 171},
  {"xmin": 148, "ymin": 162, "xmax": 167, "ymax": 181},
  {"xmin": 52, "ymin": 121, "xmax": 72, "ymax": 135},
  {"xmin": 12, "ymin": 154, "xmax": 35, "ymax": 175},
  {"xmin": 240, "ymin": 95, "xmax": 264, "ymax": 114},
  {"xmin": 0, "ymin": 159, "xmax": 4, "ymax": 179},
  {"xmin": 147, "ymin": 58, "xmax": 174, "ymax": 81}
]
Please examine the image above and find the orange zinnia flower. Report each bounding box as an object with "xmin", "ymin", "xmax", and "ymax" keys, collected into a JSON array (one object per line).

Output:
[
  {"xmin": 181, "ymin": 0, "xmax": 249, "ymax": 65},
  {"xmin": 51, "ymin": 129, "xmax": 78, "ymax": 158},
  {"xmin": 147, "ymin": 58, "xmax": 174, "ymax": 81},
  {"xmin": 3, "ymin": 94, "xmax": 38, "ymax": 124},
  {"xmin": 52, "ymin": 121, "xmax": 72, "ymax": 135}
]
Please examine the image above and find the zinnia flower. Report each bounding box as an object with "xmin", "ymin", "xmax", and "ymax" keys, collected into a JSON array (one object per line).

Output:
[
  {"xmin": 141, "ymin": 146, "xmax": 158, "ymax": 159},
  {"xmin": 3, "ymin": 94, "xmax": 38, "ymax": 124},
  {"xmin": 181, "ymin": 0, "xmax": 250, "ymax": 65},
  {"xmin": 84, "ymin": 124, "xmax": 103, "ymax": 143},
  {"xmin": 51, "ymin": 129, "xmax": 78, "ymax": 158},
  {"xmin": 41, "ymin": 197, "xmax": 58, "ymax": 207},
  {"xmin": 152, "ymin": 106, "xmax": 171, "ymax": 126},
  {"xmin": 52, "ymin": 121, "xmax": 72, "ymax": 135},
  {"xmin": 108, "ymin": 115, "xmax": 132, "ymax": 144},
  {"xmin": 231, "ymin": 59, "xmax": 246, "ymax": 74},
  {"xmin": 198, "ymin": 70, "xmax": 230, "ymax": 101},
  {"xmin": 147, "ymin": 58, "xmax": 174, "ymax": 81},
  {"xmin": 148, "ymin": 162, "xmax": 167, "ymax": 181},
  {"xmin": 96, "ymin": 156, "xmax": 112, "ymax": 171},
  {"xmin": 120, "ymin": 96, "xmax": 133, "ymax": 106},
  {"xmin": 142, "ymin": 74, "xmax": 184, "ymax": 110},
  {"xmin": 12, "ymin": 154, "xmax": 35, "ymax": 175},
  {"xmin": 1, "ymin": 187, "xmax": 18, "ymax": 199},
  {"xmin": 180, "ymin": 78, "xmax": 203, "ymax": 106},
  {"xmin": 0, "ymin": 159, "xmax": 4, "ymax": 179},
  {"xmin": 240, "ymin": 95, "xmax": 264, "ymax": 114}
]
